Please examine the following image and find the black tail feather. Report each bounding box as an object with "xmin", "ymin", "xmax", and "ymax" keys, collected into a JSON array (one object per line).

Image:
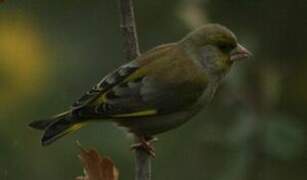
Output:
[
  {"xmin": 29, "ymin": 111, "xmax": 85, "ymax": 146},
  {"xmin": 41, "ymin": 117, "xmax": 76, "ymax": 146},
  {"xmin": 29, "ymin": 119, "xmax": 55, "ymax": 130}
]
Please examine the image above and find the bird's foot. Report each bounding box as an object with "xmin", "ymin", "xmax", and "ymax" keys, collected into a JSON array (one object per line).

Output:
[{"xmin": 131, "ymin": 136, "xmax": 158, "ymax": 158}]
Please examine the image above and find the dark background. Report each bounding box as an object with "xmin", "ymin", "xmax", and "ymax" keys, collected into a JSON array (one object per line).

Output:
[{"xmin": 0, "ymin": 0, "xmax": 306, "ymax": 179}]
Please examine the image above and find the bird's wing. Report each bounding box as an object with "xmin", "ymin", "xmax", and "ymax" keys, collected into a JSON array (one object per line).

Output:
[
  {"xmin": 71, "ymin": 61, "xmax": 140, "ymax": 110},
  {"xmin": 74, "ymin": 43, "xmax": 208, "ymax": 119},
  {"xmin": 71, "ymin": 44, "xmax": 175, "ymax": 110}
]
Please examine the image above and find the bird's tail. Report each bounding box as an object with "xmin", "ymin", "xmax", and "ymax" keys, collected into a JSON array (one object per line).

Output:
[{"xmin": 29, "ymin": 111, "xmax": 85, "ymax": 146}]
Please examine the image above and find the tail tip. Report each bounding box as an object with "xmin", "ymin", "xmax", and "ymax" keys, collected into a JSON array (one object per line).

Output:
[
  {"xmin": 41, "ymin": 132, "xmax": 56, "ymax": 146},
  {"xmin": 28, "ymin": 121, "xmax": 38, "ymax": 129},
  {"xmin": 41, "ymin": 139, "xmax": 51, "ymax": 146},
  {"xmin": 28, "ymin": 119, "xmax": 55, "ymax": 130}
]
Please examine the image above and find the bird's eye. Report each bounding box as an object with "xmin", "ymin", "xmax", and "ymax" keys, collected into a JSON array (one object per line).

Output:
[
  {"xmin": 218, "ymin": 44, "xmax": 231, "ymax": 52},
  {"xmin": 218, "ymin": 44, "xmax": 235, "ymax": 52}
]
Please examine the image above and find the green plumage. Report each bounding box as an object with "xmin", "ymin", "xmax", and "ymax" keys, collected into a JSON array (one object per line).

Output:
[{"xmin": 29, "ymin": 24, "xmax": 251, "ymax": 145}]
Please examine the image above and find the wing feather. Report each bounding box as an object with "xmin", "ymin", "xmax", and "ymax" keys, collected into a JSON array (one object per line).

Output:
[
  {"xmin": 71, "ymin": 62, "xmax": 139, "ymax": 110},
  {"xmin": 76, "ymin": 44, "xmax": 208, "ymax": 119},
  {"xmin": 71, "ymin": 43, "xmax": 175, "ymax": 111}
]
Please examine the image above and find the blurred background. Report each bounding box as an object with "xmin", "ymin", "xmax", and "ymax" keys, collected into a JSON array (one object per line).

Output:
[{"xmin": 0, "ymin": 0, "xmax": 306, "ymax": 179}]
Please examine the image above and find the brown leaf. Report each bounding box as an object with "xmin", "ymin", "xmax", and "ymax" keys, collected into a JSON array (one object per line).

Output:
[{"xmin": 77, "ymin": 145, "xmax": 119, "ymax": 180}]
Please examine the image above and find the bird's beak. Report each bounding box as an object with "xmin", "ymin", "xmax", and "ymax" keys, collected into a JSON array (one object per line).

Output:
[{"xmin": 230, "ymin": 44, "xmax": 252, "ymax": 61}]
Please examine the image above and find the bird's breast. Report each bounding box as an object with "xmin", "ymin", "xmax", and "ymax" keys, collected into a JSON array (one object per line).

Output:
[{"xmin": 193, "ymin": 81, "xmax": 220, "ymax": 110}]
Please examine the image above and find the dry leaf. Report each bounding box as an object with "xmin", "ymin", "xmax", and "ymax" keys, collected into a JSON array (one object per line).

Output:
[{"xmin": 77, "ymin": 146, "xmax": 119, "ymax": 180}]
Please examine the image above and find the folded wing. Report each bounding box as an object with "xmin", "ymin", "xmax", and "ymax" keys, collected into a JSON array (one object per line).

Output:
[{"xmin": 73, "ymin": 43, "xmax": 208, "ymax": 119}]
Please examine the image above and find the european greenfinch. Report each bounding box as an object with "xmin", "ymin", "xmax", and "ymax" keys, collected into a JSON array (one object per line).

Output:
[{"xmin": 29, "ymin": 24, "xmax": 251, "ymax": 148}]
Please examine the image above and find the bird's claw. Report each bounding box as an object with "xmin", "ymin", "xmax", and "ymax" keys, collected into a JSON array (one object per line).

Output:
[{"xmin": 131, "ymin": 137, "xmax": 158, "ymax": 158}]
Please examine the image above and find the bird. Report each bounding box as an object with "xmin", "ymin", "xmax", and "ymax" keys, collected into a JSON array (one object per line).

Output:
[{"xmin": 29, "ymin": 24, "xmax": 251, "ymax": 155}]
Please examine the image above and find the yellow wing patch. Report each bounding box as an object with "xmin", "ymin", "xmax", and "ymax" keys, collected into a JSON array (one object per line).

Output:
[
  {"xmin": 60, "ymin": 123, "xmax": 87, "ymax": 137},
  {"xmin": 94, "ymin": 92, "xmax": 109, "ymax": 104},
  {"xmin": 68, "ymin": 123, "xmax": 86, "ymax": 132},
  {"xmin": 111, "ymin": 109, "xmax": 157, "ymax": 118}
]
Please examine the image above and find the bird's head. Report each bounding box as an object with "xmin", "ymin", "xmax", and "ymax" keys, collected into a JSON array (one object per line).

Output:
[{"xmin": 180, "ymin": 24, "xmax": 252, "ymax": 76}]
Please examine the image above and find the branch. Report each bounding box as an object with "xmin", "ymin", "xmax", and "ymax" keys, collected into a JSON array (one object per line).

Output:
[
  {"xmin": 119, "ymin": 0, "xmax": 140, "ymax": 60},
  {"xmin": 118, "ymin": 0, "xmax": 151, "ymax": 180}
]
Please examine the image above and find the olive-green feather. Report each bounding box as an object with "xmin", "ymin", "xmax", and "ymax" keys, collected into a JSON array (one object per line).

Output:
[{"xmin": 85, "ymin": 43, "xmax": 208, "ymax": 118}]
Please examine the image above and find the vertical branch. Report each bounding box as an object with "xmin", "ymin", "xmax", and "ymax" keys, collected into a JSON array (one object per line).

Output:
[
  {"xmin": 119, "ymin": 0, "xmax": 140, "ymax": 60},
  {"xmin": 134, "ymin": 142, "xmax": 152, "ymax": 180},
  {"xmin": 118, "ymin": 0, "xmax": 151, "ymax": 180}
]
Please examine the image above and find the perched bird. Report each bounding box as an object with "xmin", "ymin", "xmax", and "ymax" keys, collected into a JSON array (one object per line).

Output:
[{"xmin": 29, "ymin": 24, "xmax": 251, "ymax": 153}]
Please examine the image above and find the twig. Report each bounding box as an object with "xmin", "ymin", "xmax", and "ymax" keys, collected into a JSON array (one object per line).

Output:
[
  {"xmin": 118, "ymin": 0, "xmax": 151, "ymax": 180},
  {"xmin": 134, "ymin": 147, "xmax": 152, "ymax": 180},
  {"xmin": 119, "ymin": 0, "xmax": 140, "ymax": 60}
]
